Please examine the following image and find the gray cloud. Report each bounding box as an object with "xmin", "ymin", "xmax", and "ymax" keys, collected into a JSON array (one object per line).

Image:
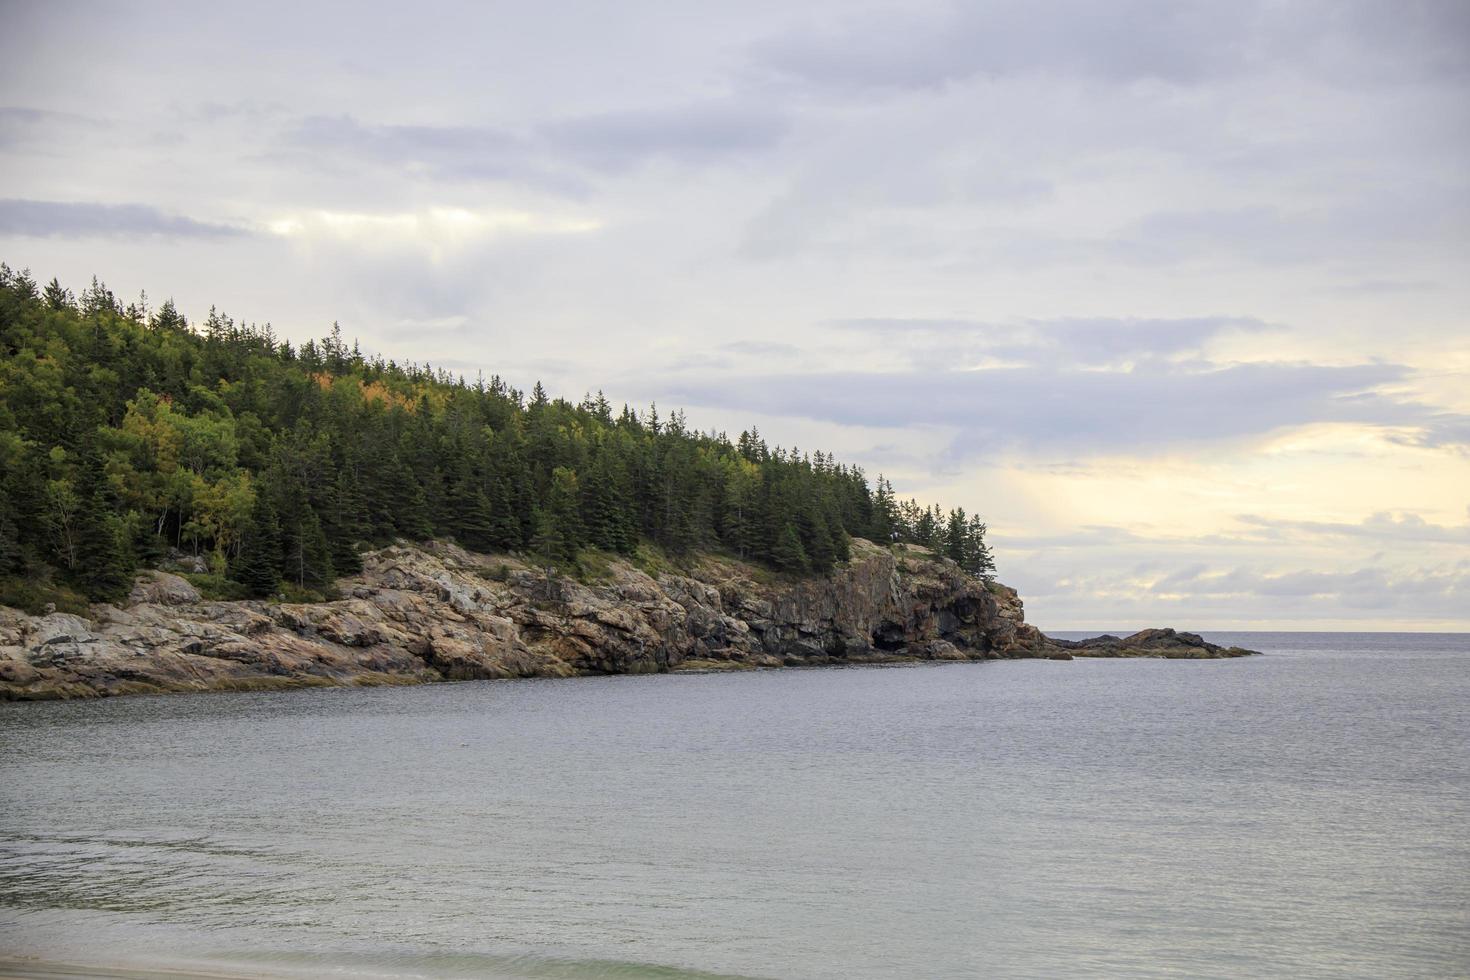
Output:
[
  {"xmin": 541, "ymin": 102, "xmax": 789, "ymax": 172},
  {"xmin": 720, "ymin": 340, "xmax": 804, "ymax": 358},
  {"xmin": 833, "ymin": 315, "xmax": 1270, "ymax": 366},
  {"xmin": 939, "ymin": 192, "xmax": 1469, "ymax": 273},
  {"xmin": 284, "ymin": 115, "xmax": 543, "ymax": 185},
  {"xmin": 755, "ymin": 2, "xmax": 1243, "ymax": 91},
  {"xmin": 1115, "ymin": 195, "xmax": 1469, "ymax": 266},
  {"xmin": 644, "ymin": 360, "xmax": 1469, "ymax": 458},
  {"xmin": 1018, "ymin": 558, "xmax": 1470, "ymax": 626},
  {"xmin": 279, "ymin": 102, "xmax": 787, "ymax": 191},
  {"xmin": 0, "ymin": 199, "xmax": 250, "ymax": 239},
  {"xmin": 1149, "ymin": 563, "xmax": 1469, "ymax": 607},
  {"xmin": 754, "ymin": 1, "xmax": 1470, "ymax": 94},
  {"xmin": 1236, "ymin": 512, "xmax": 1470, "ymax": 545},
  {"xmin": 0, "ymin": 106, "xmax": 108, "ymax": 150},
  {"xmin": 1335, "ymin": 278, "xmax": 1443, "ymax": 295}
]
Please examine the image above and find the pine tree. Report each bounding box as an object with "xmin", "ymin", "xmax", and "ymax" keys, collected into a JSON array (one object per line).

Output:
[
  {"xmin": 945, "ymin": 508, "xmax": 968, "ymax": 565},
  {"xmin": 871, "ymin": 476, "xmax": 897, "ymax": 543},
  {"xmin": 0, "ymin": 472, "xmax": 22, "ymax": 576},
  {"xmin": 283, "ymin": 506, "xmax": 334, "ymax": 592},
  {"xmin": 806, "ymin": 507, "xmax": 836, "ymax": 574},
  {"xmin": 916, "ymin": 506, "xmax": 939, "ymax": 550},
  {"xmin": 325, "ymin": 464, "xmax": 368, "ymax": 574},
  {"xmin": 830, "ymin": 514, "xmax": 850, "ymax": 565},
  {"xmin": 771, "ymin": 522, "xmax": 809, "ymax": 573},
  {"xmin": 232, "ymin": 494, "xmax": 283, "ymax": 597},
  {"xmin": 384, "ymin": 456, "xmax": 432, "ymax": 540},
  {"xmin": 43, "ymin": 278, "xmax": 74, "ymax": 312},
  {"xmin": 75, "ymin": 511, "xmax": 135, "ymax": 602},
  {"xmin": 544, "ymin": 466, "xmax": 583, "ymax": 561},
  {"xmin": 149, "ymin": 298, "xmax": 187, "ymax": 332},
  {"xmin": 582, "ymin": 458, "xmax": 634, "ymax": 553},
  {"xmin": 486, "ymin": 477, "xmax": 523, "ymax": 550},
  {"xmin": 964, "ymin": 514, "xmax": 996, "ymax": 579}
]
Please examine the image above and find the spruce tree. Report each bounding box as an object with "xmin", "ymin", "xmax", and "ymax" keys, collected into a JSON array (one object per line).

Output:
[
  {"xmin": 233, "ymin": 495, "xmax": 283, "ymax": 598},
  {"xmin": 964, "ymin": 514, "xmax": 995, "ymax": 579},
  {"xmin": 326, "ymin": 465, "xmax": 368, "ymax": 574},
  {"xmin": 283, "ymin": 506, "xmax": 334, "ymax": 592},
  {"xmin": 806, "ymin": 508, "xmax": 836, "ymax": 574},
  {"xmin": 830, "ymin": 519, "xmax": 850, "ymax": 565},
  {"xmin": 582, "ymin": 460, "xmax": 633, "ymax": 553},
  {"xmin": 75, "ymin": 509, "xmax": 134, "ymax": 602},
  {"xmin": 945, "ymin": 508, "xmax": 968, "ymax": 565},
  {"xmin": 871, "ymin": 476, "xmax": 897, "ymax": 543},
  {"xmin": 43, "ymin": 278, "xmax": 74, "ymax": 312},
  {"xmin": 771, "ymin": 522, "xmax": 809, "ymax": 573},
  {"xmin": 0, "ymin": 485, "xmax": 22, "ymax": 577},
  {"xmin": 486, "ymin": 477, "xmax": 523, "ymax": 550},
  {"xmin": 545, "ymin": 467, "xmax": 583, "ymax": 561}
]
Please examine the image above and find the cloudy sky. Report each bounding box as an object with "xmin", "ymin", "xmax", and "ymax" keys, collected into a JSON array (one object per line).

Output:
[{"xmin": 3, "ymin": 1, "xmax": 1467, "ymax": 629}]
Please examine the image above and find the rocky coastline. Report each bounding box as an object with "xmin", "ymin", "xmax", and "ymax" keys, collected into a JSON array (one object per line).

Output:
[{"xmin": 0, "ymin": 538, "xmax": 1257, "ymax": 701}]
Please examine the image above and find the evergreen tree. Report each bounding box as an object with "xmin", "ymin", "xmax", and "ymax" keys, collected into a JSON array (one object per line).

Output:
[
  {"xmin": 232, "ymin": 494, "xmax": 283, "ymax": 597},
  {"xmin": 830, "ymin": 515, "xmax": 850, "ymax": 565},
  {"xmin": 945, "ymin": 508, "xmax": 968, "ymax": 565},
  {"xmin": 282, "ymin": 505, "xmax": 334, "ymax": 592},
  {"xmin": 964, "ymin": 514, "xmax": 996, "ymax": 579},
  {"xmin": 544, "ymin": 466, "xmax": 583, "ymax": 561},
  {"xmin": 771, "ymin": 522, "xmax": 809, "ymax": 573},
  {"xmin": 383, "ymin": 455, "xmax": 432, "ymax": 540},
  {"xmin": 43, "ymin": 278, "xmax": 73, "ymax": 312},
  {"xmin": 149, "ymin": 298, "xmax": 187, "ymax": 332},
  {"xmin": 871, "ymin": 476, "xmax": 897, "ymax": 543},
  {"xmin": 582, "ymin": 456, "xmax": 634, "ymax": 553},
  {"xmin": 75, "ymin": 510, "xmax": 134, "ymax": 602},
  {"xmin": 805, "ymin": 507, "xmax": 836, "ymax": 574},
  {"xmin": 529, "ymin": 508, "xmax": 560, "ymax": 592},
  {"xmin": 916, "ymin": 506, "xmax": 939, "ymax": 550},
  {"xmin": 325, "ymin": 463, "xmax": 368, "ymax": 573},
  {"xmin": 485, "ymin": 477, "xmax": 524, "ymax": 550},
  {"xmin": 0, "ymin": 502, "xmax": 20, "ymax": 577}
]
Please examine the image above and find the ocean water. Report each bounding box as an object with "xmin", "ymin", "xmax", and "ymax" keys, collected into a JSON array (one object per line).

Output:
[{"xmin": 1, "ymin": 632, "xmax": 1467, "ymax": 979}]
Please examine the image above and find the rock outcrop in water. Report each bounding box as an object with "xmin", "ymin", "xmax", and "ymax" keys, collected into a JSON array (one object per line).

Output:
[{"xmin": 0, "ymin": 539, "xmax": 1257, "ymax": 700}]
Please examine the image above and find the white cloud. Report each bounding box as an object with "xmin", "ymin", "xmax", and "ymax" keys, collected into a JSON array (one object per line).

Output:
[{"xmin": 265, "ymin": 207, "xmax": 601, "ymax": 245}]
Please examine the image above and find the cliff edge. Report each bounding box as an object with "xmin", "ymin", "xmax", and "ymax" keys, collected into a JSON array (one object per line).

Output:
[{"xmin": 0, "ymin": 539, "xmax": 1257, "ymax": 701}]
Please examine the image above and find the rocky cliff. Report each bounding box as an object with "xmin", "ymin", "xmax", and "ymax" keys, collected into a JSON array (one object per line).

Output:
[{"xmin": 0, "ymin": 539, "xmax": 1256, "ymax": 701}]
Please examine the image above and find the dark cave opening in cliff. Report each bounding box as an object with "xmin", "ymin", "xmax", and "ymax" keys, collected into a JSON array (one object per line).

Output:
[{"xmin": 871, "ymin": 624, "xmax": 907, "ymax": 652}]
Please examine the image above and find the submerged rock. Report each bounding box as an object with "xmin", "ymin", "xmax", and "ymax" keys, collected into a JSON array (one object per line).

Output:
[{"xmin": 0, "ymin": 539, "xmax": 1258, "ymax": 700}]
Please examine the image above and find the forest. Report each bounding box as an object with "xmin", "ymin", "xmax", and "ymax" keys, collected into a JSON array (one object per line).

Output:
[{"xmin": 0, "ymin": 264, "xmax": 994, "ymax": 609}]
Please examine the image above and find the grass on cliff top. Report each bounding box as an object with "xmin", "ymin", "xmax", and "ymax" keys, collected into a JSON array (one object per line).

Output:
[
  {"xmin": 0, "ymin": 575, "xmax": 91, "ymax": 616},
  {"xmin": 179, "ymin": 571, "xmax": 253, "ymax": 602}
]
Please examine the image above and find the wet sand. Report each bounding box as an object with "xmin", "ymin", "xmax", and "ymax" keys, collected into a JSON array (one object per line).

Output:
[{"xmin": 0, "ymin": 961, "xmax": 275, "ymax": 980}]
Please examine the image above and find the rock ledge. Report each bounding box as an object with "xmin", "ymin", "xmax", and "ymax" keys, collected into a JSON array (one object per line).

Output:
[{"xmin": 0, "ymin": 539, "xmax": 1258, "ymax": 701}]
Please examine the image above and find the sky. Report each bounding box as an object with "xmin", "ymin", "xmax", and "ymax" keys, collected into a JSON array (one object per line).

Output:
[{"xmin": 1, "ymin": 0, "xmax": 1467, "ymax": 630}]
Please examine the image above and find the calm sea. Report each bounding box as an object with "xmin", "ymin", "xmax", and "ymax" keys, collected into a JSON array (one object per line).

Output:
[{"xmin": 2, "ymin": 632, "xmax": 1467, "ymax": 979}]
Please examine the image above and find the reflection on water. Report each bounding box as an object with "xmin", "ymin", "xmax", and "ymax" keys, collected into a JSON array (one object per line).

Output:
[{"xmin": 2, "ymin": 633, "xmax": 1469, "ymax": 978}]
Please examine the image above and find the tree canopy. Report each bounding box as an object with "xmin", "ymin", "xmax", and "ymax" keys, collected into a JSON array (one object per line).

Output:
[{"xmin": 0, "ymin": 264, "xmax": 995, "ymax": 605}]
